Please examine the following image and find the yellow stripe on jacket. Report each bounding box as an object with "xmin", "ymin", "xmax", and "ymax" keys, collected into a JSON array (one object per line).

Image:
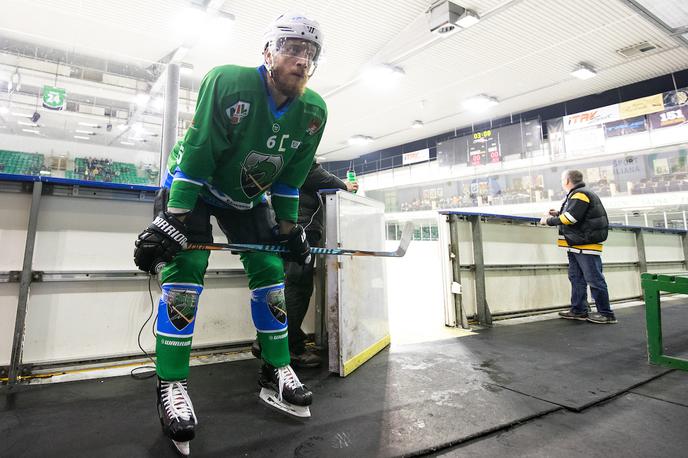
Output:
[
  {"xmin": 557, "ymin": 238, "xmax": 603, "ymax": 252},
  {"xmin": 571, "ymin": 192, "xmax": 590, "ymax": 203}
]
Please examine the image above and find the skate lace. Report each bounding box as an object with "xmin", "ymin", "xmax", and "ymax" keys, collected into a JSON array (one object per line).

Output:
[
  {"xmin": 162, "ymin": 380, "xmax": 198, "ymax": 425},
  {"xmin": 276, "ymin": 365, "xmax": 304, "ymax": 401}
]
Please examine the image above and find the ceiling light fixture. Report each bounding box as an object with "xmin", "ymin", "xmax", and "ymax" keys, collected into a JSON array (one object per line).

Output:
[
  {"xmin": 75, "ymin": 129, "xmax": 95, "ymax": 135},
  {"xmin": 120, "ymin": 141, "xmax": 135, "ymax": 146},
  {"xmin": 78, "ymin": 122, "xmax": 100, "ymax": 128},
  {"xmin": 462, "ymin": 94, "xmax": 499, "ymax": 112},
  {"xmin": 456, "ymin": 9, "xmax": 480, "ymax": 28},
  {"xmin": 17, "ymin": 121, "xmax": 38, "ymax": 127},
  {"xmin": 11, "ymin": 112, "xmax": 31, "ymax": 117},
  {"xmin": 348, "ymin": 135, "xmax": 373, "ymax": 146},
  {"xmin": 428, "ymin": 2, "xmax": 480, "ymax": 36},
  {"xmin": 0, "ymin": 107, "xmax": 8, "ymax": 115},
  {"xmin": 571, "ymin": 63, "xmax": 597, "ymax": 80},
  {"xmin": 22, "ymin": 128, "xmax": 40, "ymax": 134},
  {"xmin": 73, "ymin": 135, "xmax": 90, "ymax": 140},
  {"xmin": 362, "ymin": 64, "xmax": 405, "ymax": 87}
]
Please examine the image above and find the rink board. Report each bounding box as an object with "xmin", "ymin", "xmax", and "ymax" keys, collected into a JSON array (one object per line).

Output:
[{"xmin": 326, "ymin": 191, "xmax": 391, "ymax": 376}]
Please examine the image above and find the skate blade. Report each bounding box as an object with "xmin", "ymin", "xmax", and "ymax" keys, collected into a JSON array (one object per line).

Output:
[
  {"xmin": 172, "ymin": 440, "xmax": 190, "ymax": 456},
  {"xmin": 259, "ymin": 387, "xmax": 311, "ymax": 418}
]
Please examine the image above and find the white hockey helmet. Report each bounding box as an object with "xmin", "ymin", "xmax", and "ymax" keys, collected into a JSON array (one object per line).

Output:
[{"xmin": 263, "ymin": 12, "xmax": 324, "ymax": 63}]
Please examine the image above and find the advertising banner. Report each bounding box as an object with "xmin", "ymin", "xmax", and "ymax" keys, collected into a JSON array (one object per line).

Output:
[
  {"xmin": 402, "ymin": 148, "xmax": 430, "ymax": 165},
  {"xmin": 604, "ymin": 115, "xmax": 647, "ymax": 138},
  {"xmin": 619, "ymin": 94, "xmax": 664, "ymax": 119},
  {"xmin": 647, "ymin": 106, "xmax": 688, "ymax": 129},
  {"xmin": 564, "ymin": 104, "xmax": 620, "ymax": 131}
]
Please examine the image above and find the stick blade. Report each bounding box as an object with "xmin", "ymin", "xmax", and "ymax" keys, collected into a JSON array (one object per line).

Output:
[{"xmin": 393, "ymin": 222, "xmax": 414, "ymax": 257}]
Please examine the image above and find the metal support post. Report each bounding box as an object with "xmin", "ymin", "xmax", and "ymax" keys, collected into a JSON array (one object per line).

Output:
[
  {"xmin": 635, "ymin": 229, "xmax": 647, "ymax": 274},
  {"xmin": 448, "ymin": 215, "xmax": 469, "ymax": 328},
  {"xmin": 683, "ymin": 233, "xmax": 688, "ymax": 272},
  {"xmin": 9, "ymin": 181, "xmax": 43, "ymax": 384},
  {"xmin": 469, "ymin": 215, "xmax": 492, "ymax": 326},
  {"xmin": 160, "ymin": 62, "xmax": 180, "ymax": 185}
]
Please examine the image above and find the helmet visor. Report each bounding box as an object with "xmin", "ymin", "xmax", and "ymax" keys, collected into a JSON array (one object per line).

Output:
[{"xmin": 274, "ymin": 37, "xmax": 320, "ymax": 63}]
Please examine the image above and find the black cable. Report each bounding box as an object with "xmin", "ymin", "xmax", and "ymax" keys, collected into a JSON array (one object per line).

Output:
[{"xmin": 130, "ymin": 275, "xmax": 158, "ymax": 380}]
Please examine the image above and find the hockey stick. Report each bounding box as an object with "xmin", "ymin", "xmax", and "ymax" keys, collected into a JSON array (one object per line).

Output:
[{"xmin": 185, "ymin": 222, "xmax": 413, "ymax": 258}]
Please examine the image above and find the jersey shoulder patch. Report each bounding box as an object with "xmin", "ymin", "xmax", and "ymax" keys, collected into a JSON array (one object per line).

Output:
[{"xmin": 300, "ymin": 89, "xmax": 327, "ymax": 136}]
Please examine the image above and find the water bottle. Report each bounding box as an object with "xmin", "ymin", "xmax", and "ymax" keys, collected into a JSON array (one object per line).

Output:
[{"xmin": 347, "ymin": 169, "xmax": 357, "ymax": 194}]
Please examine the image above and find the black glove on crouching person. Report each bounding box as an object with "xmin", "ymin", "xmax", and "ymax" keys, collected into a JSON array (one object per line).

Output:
[
  {"xmin": 274, "ymin": 224, "xmax": 311, "ymax": 265},
  {"xmin": 134, "ymin": 212, "xmax": 188, "ymax": 274}
]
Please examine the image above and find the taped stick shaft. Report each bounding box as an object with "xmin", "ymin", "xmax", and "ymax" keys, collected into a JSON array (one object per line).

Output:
[{"xmin": 185, "ymin": 222, "xmax": 413, "ymax": 258}]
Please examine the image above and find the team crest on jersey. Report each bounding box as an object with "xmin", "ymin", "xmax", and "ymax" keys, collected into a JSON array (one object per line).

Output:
[
  {"xmin": 227, "ymin": 101, "xmax": 251, "ymax": 125},
  {"xmin": 240, "ymin": 151, "xmax": 284, "ymax": 198},
  {"xmin": 306, "ymin": 118, "xmax": 322, "ymax": 136}
]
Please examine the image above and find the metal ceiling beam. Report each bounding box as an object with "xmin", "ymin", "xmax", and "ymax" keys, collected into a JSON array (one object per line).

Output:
[{"xmin": 622, "ymin": 0, "xmax": 688, "ymax": 51}]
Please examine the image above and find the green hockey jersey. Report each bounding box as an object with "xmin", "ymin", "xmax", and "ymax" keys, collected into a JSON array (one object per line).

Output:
[{"xmin": 164, "ymin": 64, "xmax": 327, "ymax": 222}]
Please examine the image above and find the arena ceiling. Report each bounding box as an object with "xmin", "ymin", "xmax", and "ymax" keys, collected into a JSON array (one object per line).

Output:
[{"xmin": 0, "ymin": 0, "xmax": 687, "ymax": 161}]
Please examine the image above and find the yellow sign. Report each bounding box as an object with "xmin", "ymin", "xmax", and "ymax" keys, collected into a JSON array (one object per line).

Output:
[{"xmin": 619, "ymin": 94, "xmax": 664, "ymax": 119}]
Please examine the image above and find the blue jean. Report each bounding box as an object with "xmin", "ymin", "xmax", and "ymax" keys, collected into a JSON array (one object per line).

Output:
[{"xmin": 567, "ymin": 251, "xmax": 614, "ymax": 317}]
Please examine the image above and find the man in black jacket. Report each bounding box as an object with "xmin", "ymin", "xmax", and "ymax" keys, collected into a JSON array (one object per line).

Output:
[
  {"xmin": 540, "ymin": 169, "xmax": 617, "ymax": 324},
  {"xmin": 253, "ymin": 162, "xmax": 358, "ymax": 366}
]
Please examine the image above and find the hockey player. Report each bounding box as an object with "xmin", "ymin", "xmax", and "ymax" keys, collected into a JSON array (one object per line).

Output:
[{"xmin": 133, "ymin": 12, "xmax": 327, "ymax": 455}]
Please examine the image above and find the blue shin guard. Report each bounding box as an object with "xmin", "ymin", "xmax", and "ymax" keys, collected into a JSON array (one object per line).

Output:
[
  {"xmin": 251, "ymin": 283, "xmax": 290, "ymax": 367},
  {"xmin": 156, "ymin": 283, "xmax": 203, "ymax": 380}
]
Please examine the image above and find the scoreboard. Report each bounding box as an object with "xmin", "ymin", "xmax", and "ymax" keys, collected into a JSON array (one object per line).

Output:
[{"xmin": 468, "ymin": 129, "xmax": 500, "ymax": 166}]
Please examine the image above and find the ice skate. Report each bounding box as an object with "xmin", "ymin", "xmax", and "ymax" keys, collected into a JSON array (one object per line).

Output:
[
  {"xmin": 258, "ymin": 363, "xmax": 312, "ymax": 418},
  {"xmin": 157, "ymin": 378, "xmax": 198, "ymax": 456}
]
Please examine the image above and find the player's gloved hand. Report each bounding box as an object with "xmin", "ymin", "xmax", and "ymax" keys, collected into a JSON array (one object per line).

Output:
[
  {"xmin": 134, "ymin": 212, "xmax": 188, "ymax": 274},
  {"xmin": 274, "ymin": 224, "xmax": 311, "ymax": 265}
]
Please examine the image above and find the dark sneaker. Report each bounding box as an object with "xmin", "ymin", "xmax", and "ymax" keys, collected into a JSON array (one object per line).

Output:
[
  {"xmin": 558, "ymin": 310, "xmax": 589, "ymax": 321},
  {"xmin": 290, "ymin": 349, "xmax": 322, "ymax": 368},
  {"xmin": 251, "ymin": 340, "xmax": 261, "ymax": 359},
  {"xmin": 587, "ymin": 312, "xmax": 618, "ymax": 324}
]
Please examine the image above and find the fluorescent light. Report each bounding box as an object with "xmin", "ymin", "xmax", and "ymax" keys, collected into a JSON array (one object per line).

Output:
[
  {"xmin": 134, "ymin": 93, "xmax": 151, "ymax": 107},
  {"xmin": 411, "ymin": 120, "xmax": 424, "ymax": 129},
  {"xmin": 120, "ymin": 141, "xmax": 135, "ymax": 146},
  {"xmin": 0, "ymin": 107, "xmax": 8, "ymax": 114},
  {"xmin": 152, "ymin": 97, "xmax": 164, "ymax": 111},
  {"xmin": 571, "ymin": 64, "xmax": 597, "ymax": 80},
  {"xmin": 73, "ymin": 135, "xmax": 90, "ymax": 140},
  {"xmin": 17, "ymin": 121, "xmax": 38, "ymax": 126},
  {"xmin": 11, "ymin": 111, "xmax": 31, "ymax": 117},
  {"xmin": 348, "ymin": 135, "xmax": 373, "ymax": 146},
  {"xmin": 75, "ymin": 129, "xmax": 94, "ymax": 134},
  {"xmin": 463, "ymin": 94, "xmax": 499, "ymax": 112},
  {"xmin": 78, "ymin": 122, "xmax": 100, "ymax": 127},
  {"xmin": 22, "ymin": 128, "xmax": 40, "ymax": 134},
  {"xmin": 362, "ymin": 64, "xmax": 405, "ymax": 87},
  {"xmin": 456, "ymin": 9, "xmax": 480, "ymax": 28}
]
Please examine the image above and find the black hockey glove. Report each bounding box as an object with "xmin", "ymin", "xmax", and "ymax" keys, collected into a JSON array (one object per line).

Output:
[
  {"xmin": 274, "ymin": 224, "xmax": 311, "ymax": 265},
  {"xmin": 134, "ymin": 212, "xmax": 188, "ymax": 274}
]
